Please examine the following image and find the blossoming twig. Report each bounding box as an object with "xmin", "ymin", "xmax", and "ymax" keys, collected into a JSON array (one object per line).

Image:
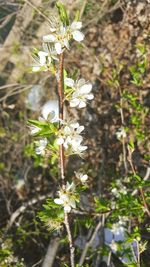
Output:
[{"xmin": 57, "ymin": 51, "xmax": 75, "ymax": 266}]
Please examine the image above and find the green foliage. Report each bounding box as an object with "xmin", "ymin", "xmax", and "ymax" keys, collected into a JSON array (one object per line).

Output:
[
  {"xmin": 0, "ymin": 238, "xmax": 25, "ymax": 267},
  {"xmin": 94, "ymin": 197, "xmax": 110, "ymax": 212},
  {"xmin": 129, "ymin": 44, "xmax": 148, "ymax": 86},
  {"xmin": 56, "ymin": 1, "xmax": 69, "ymax": 26},
  {"xmin": 28, "ymin": 119, "xmax": 58, "ymax": 137},
  {"xmin": 38, "ymin": 198, "xmax": 64, "ymax": 231}
]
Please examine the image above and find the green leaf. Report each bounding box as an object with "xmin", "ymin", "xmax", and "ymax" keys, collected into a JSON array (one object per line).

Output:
[
  {"xmin": 74, "ymin": 10, "xmax": 80, "ymax": 22},
  {"xmin": 94, "ymin": 197, "xmax": 110, "ymax": 212},
  {"xmin": 38, "ymin": 198, "xmax": 64, "ymax": 232},
  {"xmin": 56, "ymin": 1, "xmax": 69, "ymax": 26},
  {"xmin": 28, "ymin": 119, "xmax": 48, "ymax": 128}
]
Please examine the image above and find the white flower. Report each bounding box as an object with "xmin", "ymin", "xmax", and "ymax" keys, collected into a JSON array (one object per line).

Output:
[
  {"xmin": 35, "ymin": 138, "xmax": 47, "ymax": 155},
  {"xmin": 69, "ymin": 140, "xmax": 87, "ymax": 155},
  {"xmin": 70, "ymin": 21, "xmax": 84, "ymax": 42},
  {"xmin": 75, "ymin": 172, "xmax": 88, "ymax": 183},
  {"xmin": 32, "ymin": 43, "xmax": 58, "ymax": 72},
  {"xmin": 43, "ymin": 21, "xmax": 84, "ymax": 55},
  {"xmin": 64, "ymin": 78, "xmax": 94, "ymax": 108},
  {"xmin": 110, "ymin": 240, "xmax": 118, "ymax": 252},
  {"xmin": 41, "ymin": 100, "xmax": 59, "ymax": 123},
  {"xmin": 56, "ymin": 121, "xmax": 86, "ymax": 155},
  {"xmin": 116, "ymin": 127, "xmax": 127, "ymax": 139},
  {"xmin": 54, "ymin": 182, "xmax": 76, "ymax": 212}
]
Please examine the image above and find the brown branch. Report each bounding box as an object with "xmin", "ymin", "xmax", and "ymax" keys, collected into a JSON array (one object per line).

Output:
[
  {"xmin": 64, "ymin": 212, "xmax": 75, "ymax": 267},
  {"xmin": 57, "ymin": 52, "xmax": 75, "ymax": 267},
  {"xmin": 58, "ymin": 53, "xmax": 65, "ymax": 182},
  {"xmin": 78, "ymin": 214, "xmax": 107, "ymax": 266}
]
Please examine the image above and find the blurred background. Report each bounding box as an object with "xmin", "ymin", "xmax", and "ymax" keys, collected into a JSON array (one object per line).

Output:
[{"xmin": 0, "ymin": 0, "xmax": 150, "ymax": 266}]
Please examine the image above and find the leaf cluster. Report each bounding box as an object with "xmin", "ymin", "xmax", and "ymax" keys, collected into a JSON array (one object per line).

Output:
[{"xmin": 38, "ymin": 198, "xmax": 64, "ymax": 232}]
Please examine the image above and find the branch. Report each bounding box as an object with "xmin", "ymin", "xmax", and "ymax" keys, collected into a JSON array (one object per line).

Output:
[
  {"xmin": 78, "ymin": 214, "xmax": 107, "ymax": 266},
  {"xmin": 57, "ymin": 52, "xmax": 75, "ymax": 267}
]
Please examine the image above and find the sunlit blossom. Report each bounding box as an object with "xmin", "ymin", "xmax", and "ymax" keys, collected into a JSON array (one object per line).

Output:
[
  {"xmin": 43, "ymin": 21, "xmax": 84, "ymax": 54},
  {"xmin": 32, "ymin": 43, "xmax": 58, "ymax": 72},
  {"xmin": 54, "ymin": 182, "xmax": 77, "ymax": 212},
  {"xmin": 116, "ymin": 127, "xmax": 127, "ymax": 139},
  {"xmin": 56, "ymin": 121, "xmax": 86, "ymax": 154},
  {"xmin": 35, "ymin": 138, "xmax": 47, "ymax": 155},
  {"xmin": 75, "ymin": 172, "xmax": 88, "ymax": 183},
  {"xmin": 64, "ymin": 78, "xmax": 94, "ymax": 108}
]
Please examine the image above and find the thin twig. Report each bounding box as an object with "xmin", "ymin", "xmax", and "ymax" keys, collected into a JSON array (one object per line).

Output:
[
  {"xmin": 42, "ymin": 238, "xmax": 60, "ymax": 267},
  {"xmin": 58, "ymin": 53, "xmax": 65, "ymax": 183},
  {"xmin": 78, "ymin": 215, "xmax": 107, "ymax": 266},
  {"xmin": 64, "ymin": 212, "xmax": 75, "ymax": 267},
  {"xmin": 57, "ymin": 52, "xmax": 75, "ymax": 267},
  {"xmin": 25, "ymin": 0, "xmax": 51, "ymax": 23},
  {"xmin": 119, "ymin": 87, "xmax": 128, "ymax": 174}
]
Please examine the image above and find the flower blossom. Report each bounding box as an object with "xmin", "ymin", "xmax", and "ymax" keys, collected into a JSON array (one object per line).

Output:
[
  {"xmin": 64, "ymin": 78, "xmax": 94, "ymax": 108},
  {"xmin": 75, "ymin": 172, "xmax": 88, "ymax": 183},
  {"xmin": 35, "ymin": 138, "xmax": 47, "ymax": 155},
  {"xmin": 56, "ymin": 122, "xmax": 87, "ymax": 155},
  {"xmin": 54, "ymin": 182, "xmax": 77, "ymax": 212},
  {"xmin": 116, "ymin": 127, "xmax": 127, "ymax": 139},
  {"xmin": 43, "ymin": 21, "xmax": 84, "ymax": 54},
  {"xmin": 32, "ymin": 43, "xmax": 58, "ymax": 72}
]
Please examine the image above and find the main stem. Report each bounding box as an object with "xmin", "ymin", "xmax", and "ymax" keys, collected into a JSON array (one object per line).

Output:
[
  {"xmin": 57, "ymin": 52, "xmax": 75, "ymax": 267},
  {"xmin": 58, "ymin": 53, "xmax": 65, "ymax": 183}
]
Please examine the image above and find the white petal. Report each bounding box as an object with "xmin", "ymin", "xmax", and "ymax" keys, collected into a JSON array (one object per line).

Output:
[
  {"xmin": 87, "ymin": 93, "xmax": 94, "ymax": 100},
  {"xmin": 64, "ymin": 126, "xmax": 72, "ymax": 134},
  {"xmin": 77, "ymin": 125, "xmax": 84, "ymax": 133},
  {"xmin": 78, "ymin": 100, "xmax": 86, "ymax": 108},
  {"xmin": 54, "ymin": 198, "xmax": 64, "ymax": 205},
  {"xmin": 66, "ymin": 182, "xmax": 75, "ymax": 191},
  {"xmin": 70, "ymin": 122, "xmax": 79, "ymax": 129},
  {"xmin": 64, "ymin": 78, "xmax": 74, "ymax": 87},
  {"xmin": 42, "ymin": 100, "xmax": 59, "ymax": 122},
  {"xmin": 55, "ymin": 42, "xmax": 62, "ymax": 54},
  {"xmin": 39, "ymin": 138, "xmax": 47, "ymax": 147},
  {"xmin": 35, "ymin": 148, "xmax": 43, "ymax": 154},
  {"xmin": 81, "ymin": 174, "xmax": 88, "ymax": 182},
  {"xmin": 57, "ymin": 137, "xmax": 64, "ymax": 145},
  {"xmin": 70, "ymin": 199, "xmax": 76, "ymax": 209},
  {"xmin": 64, "ymin": 38, "xmax": 70, "ymax": 50},
  {"xmin": 38, "ymin": 51, "xmax": 48, "ymax": 65},
  {"xmin": 77, "ymin": 78, "xmax": 86, "ymax": 88},
  {"xmin": 50, "ymin": 27, "xmax": 56, "ymax": 32},
  {"xmin": 80, "ymin": 83, "xmax": 92, "ymax": 94},
  {"xmin": 64, "ymin": 205, "xmax": 71, "ymax": 212},
  {"xmin": 30, "ymin": 126, "xmax": 40, "ymax": 135},
  {"xmin": 43, "ymin": 34, "xmax": 56, "ymax": 42},
  {"xmin": 71, "ymin": 21, "xmax": 82, "ymax": 30},
  {"xmin": 72, "ymin": 30, "xmax": 84, "ymax": 42},
  {"xmin": 60, "ymin": 25, "xmax": 66, "ymax": 35},
  {"xmin": 32, "ymin": 66, "xmax": 40, "ymax": 72},
  {"xmin": 70, "ymin": 98, "xmax": 80, "ymax": 107},
  {"xmin": 78, "ymin": 145, "xmax": 87, "ymax": 151}
]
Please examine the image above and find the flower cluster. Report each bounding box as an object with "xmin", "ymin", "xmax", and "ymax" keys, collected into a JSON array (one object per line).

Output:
[
  {"xmin": 57, "ymin": 121, "xmax": 87, "ymax": 155},
  {"xmin": 111, "ymin": 179, "xmax": 127, "ymax": 198},
  {"xmin": 43, "ymin": 21, "xmax": 84, "ymax": 54},
  {"xmin": 35, "ymin": 138, "xmax": 47, "ymax": 155},
  {"xmin": 54, "ymin": 182, "xmax": 77, "ymax": 212},
  {"xmin": 116, "ymin": 127, "xmax": 127, "ymax": 140},
  {"xmin": 64, "ymin": 78, "xmax": 94, "ymax": 108},
  {"xmin": 75, "ymin": 172, "xmax": 88, "ymax": 183},
  {"xmin": 32, "ymin": 43, "xmax": 58, "ymax": 72},
  {"xmin": 29, "ymin": 8, "xmax": 94, "ymax": 214}
]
